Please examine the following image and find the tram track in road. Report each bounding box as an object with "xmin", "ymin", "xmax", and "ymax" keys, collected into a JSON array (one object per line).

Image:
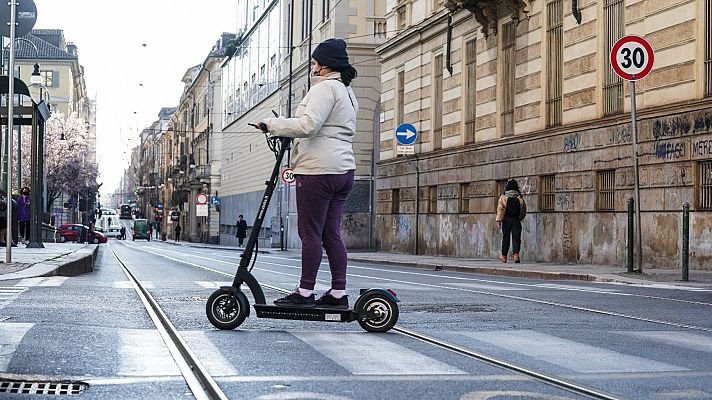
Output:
[
  {"xmin": 120, "ymin": 242, "xmax": 712, "ymax": 332},
  {"xmin": 108, "ymin": 245, "xmax": 228, "ymax": 400}
]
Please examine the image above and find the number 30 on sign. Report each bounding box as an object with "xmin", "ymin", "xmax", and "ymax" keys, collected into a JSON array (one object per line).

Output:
[
  {"xmin": 281, "ymin": 168, "xmax": 295, "ymax": 184},
  {"xmin": 610, "ymin": 35, "xmax": 654, "ymax": 81}
]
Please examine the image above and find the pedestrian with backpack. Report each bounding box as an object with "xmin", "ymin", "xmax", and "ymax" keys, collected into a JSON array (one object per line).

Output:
[{"xmin": 496, "ymin": 179, "xmax": 527, "ymax": 263}]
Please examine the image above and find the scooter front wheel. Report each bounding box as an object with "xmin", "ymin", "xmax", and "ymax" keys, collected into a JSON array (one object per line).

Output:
[
  {"xmin": 206, "ymin": 289, "xmax": 249, "ymax": 330},
  {"xmin": 357, "ymin": 294, "xmax": 399, "ymax": 332}
]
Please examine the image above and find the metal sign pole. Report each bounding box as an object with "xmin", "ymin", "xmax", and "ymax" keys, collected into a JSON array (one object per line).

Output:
[
  {"xmin": 6, "ymin": 0, "xmax": 16, "ymax": 262},
  {"xmin": 630, "ymin": 78, "xmax": 643, "ymax": 273}
]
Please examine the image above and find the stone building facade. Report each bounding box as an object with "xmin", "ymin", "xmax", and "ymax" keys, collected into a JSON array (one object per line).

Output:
[{"xmin": 375, "ymin": 0, "xmax": 712, "ymax": 269}]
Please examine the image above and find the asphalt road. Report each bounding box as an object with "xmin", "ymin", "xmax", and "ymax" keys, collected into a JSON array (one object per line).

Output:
[{"xmin": 0, "ymin": 240, "xmax": 711, "ymax": 399}]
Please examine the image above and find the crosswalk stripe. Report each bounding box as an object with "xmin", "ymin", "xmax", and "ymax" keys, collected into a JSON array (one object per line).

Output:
[
  {"xmin": 196, "ymin": 281, "xmax": 231, "ymax": 289},
  {"xmin": 293, "ymin": 332, "xmax": 467, "ymax": 375},
  {"xmin": 118, "ymin": 328, "xmax": 180, "ymax": 376},
  {"xmin": 179, "ymin": 331, "xmax": 238, "ymax": 376},
  {"xmin": 622, "ymin": 331, "xmax": 712, "ymax": 353},
  {"xmin": 0, "ymin": 323, "xmax": 33, "ymax": 372},
  {"xmin": 463, "ymin": 330, "xmax": 687, "ymax": 373}
]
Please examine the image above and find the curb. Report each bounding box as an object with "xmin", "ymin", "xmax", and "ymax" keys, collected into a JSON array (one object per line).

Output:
[
  {"xmin": 347, "ymin": 256, "xmax": 605, "ymax": 282},
  {"xmin": 42, "ymin": 245, "xmax": 98, "ymax": 277}
]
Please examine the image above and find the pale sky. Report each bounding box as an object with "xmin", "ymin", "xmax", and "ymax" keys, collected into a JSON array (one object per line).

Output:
[{"xmin": 32, "ymin": 0, "xmax": 239, "ymax": 201}]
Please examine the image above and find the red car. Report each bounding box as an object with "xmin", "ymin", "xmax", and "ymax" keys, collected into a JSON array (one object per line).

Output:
[{"xmin": 58, "ymin": 224, "xmax": 107, "ymax": 244}]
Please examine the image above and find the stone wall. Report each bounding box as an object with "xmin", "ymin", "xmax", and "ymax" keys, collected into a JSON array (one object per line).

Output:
[{"xmin": 375, "ymin": 101, "xmax": 712, "ymax": 270}]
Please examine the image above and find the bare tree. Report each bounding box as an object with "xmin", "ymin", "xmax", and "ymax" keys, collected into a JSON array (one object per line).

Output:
[{"xmin": 43, "ymin": 113, "xmax": 98, "ymax": 213}]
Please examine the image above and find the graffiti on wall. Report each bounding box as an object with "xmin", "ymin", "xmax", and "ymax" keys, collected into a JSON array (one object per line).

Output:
[
  {"xmin": 557, "ymin": 193, "xmax": 573, "ymax": 211},
  {"xmin": 562, "ymin": 215, "xmax": 573, "ymax": 260},
  {"xmin": 693, "ymin": 139, "xmax": 712, "ymax": 158},
  {"xmin": 609, "ymin": 125, "xmax": 631, "ymax": 144},
  {"xmin": 343, "ymin": 214, "xmax": 365, "ymax": 234},
  {"xmin": 654, "ymin": 141, "xmax": 685, "ymax": 160},
  {"xmin": 392, "ymin": 215, "xmax": 411, "ymax": 244},
  {"xmin": 651, "ymin": 110, "xmax": 712, "ymax": 140},
  {"xmin": 564, "ymin": 133, "xmax": 581, "ymax": 152},
  {"xmin": 440, "ymin": 217, "xmax": 453, "ymax": 244},
  {"xmin": 520, "ymin": 177, "xmax": 532, "ymax": 195}
]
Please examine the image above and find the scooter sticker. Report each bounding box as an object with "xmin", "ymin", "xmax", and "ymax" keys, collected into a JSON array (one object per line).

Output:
[{"xmin": 324, "ymin": 314, "xmax": 341, "ymax": 321}]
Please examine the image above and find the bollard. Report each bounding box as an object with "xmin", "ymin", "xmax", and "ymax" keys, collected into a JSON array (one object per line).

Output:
[
  {"xmin": 682, "ymin": 202, "xmax": 689, "ymax": 282},
  {"xmin": 627, "ymin": 198, "xmax": 634, "ymax": 273}
]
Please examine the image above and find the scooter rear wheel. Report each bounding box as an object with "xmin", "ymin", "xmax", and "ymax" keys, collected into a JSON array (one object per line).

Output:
[
  {"xmin": 206, "ymin": 289, "xmax": 249, "ymax": 330},
  {"xmin": 357, "ymin": 294, "xmax": 399, "ymax": 332}
]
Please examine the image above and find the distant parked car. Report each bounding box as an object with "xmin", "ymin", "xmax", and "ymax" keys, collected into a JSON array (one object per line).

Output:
[
  {"xmin": 105, "ymin": 225, "xmax": 122, "ymax": 239},
  {"xmin": 58, "ymin": 224, "xmax": 107, "ymax": 244}
]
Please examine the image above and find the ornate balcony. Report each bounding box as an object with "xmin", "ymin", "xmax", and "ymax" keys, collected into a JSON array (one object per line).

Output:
[{"xmin": 444, "ymin": 0, "xmax": 531, "ymax": 37}]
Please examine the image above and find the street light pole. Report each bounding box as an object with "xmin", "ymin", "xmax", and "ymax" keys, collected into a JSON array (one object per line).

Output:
[{"xmin": 6, "ymin": 0, "xmax": 17, "ymax": 261}]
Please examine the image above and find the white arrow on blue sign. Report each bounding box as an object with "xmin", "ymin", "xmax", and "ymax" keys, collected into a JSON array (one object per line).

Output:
[{"xmin": 395, "ymin": 123, "xmax": 418, "ymax": 146}]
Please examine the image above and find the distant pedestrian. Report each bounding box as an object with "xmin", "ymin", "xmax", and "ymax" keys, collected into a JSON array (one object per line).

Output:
[
  {"xmin": 120, "ymin": 226, "xmax": 126, "ymax": 240},
  {"xmin": 17, "ymin": 187, "xmax": 30, "ymax": 244},
  {"xmin": 174, "ymin": 223, "xmax": 182, "ymax": 242},
  {"xmin": 496, "ymin": 179, "xmax": 527, "ymax": 263},
  {"xmin": 235, "ymin": 215, "xmax": 248, "ymax": 247},
  {"xmin": 155, "ymin": 221, "xmax": 161, "ymax": 238}
]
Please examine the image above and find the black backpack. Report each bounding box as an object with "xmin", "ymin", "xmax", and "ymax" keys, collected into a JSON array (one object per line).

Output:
[{"xmin": 505, "ymin": 196, "xmax": 521, "ymax": 218}]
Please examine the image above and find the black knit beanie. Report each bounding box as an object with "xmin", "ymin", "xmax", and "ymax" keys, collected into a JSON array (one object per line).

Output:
[
  {"xmin": 311, "ymin": 38, "xmax": 350, "ymax": 68},
  {"xmin": 505, "ymin": 179, "xmax": 519, "ymax": 191}
]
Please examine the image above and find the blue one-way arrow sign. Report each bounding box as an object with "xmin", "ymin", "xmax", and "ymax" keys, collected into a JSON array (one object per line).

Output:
[{"xmin": 395, "ymin": 123, "xmax": 418, "ymax": 145}]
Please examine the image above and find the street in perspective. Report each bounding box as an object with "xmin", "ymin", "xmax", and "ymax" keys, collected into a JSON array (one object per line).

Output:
[{"xmin": 1, "ymin": 0, "xmax": 712, "ymax": 399}]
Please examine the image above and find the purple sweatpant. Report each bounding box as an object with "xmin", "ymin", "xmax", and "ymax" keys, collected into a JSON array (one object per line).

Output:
[{"xmin": 296, "ymin": 171, "xmax": 354, "ymax": 291}]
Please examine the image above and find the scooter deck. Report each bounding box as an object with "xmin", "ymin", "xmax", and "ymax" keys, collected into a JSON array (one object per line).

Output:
[{"xmin": 254, "ymin": 304, "xmax": 357, "ymax": 323}]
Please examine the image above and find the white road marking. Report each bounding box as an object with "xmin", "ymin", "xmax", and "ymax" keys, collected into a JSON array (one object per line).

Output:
[
  {"xmin": 445, "ymin": 282, "xmax": 529, "ymax": 291},
  {"xmin": 118, "ymin": 328, "xmax": 180, "ymax": 376},
  {"xmin": 179, "ymin": 331, "xmax": 238, "ymax": 376},
  {"xmin": 293, "ymin": 332, "xmax": 466, "ymax": 375},
  {"xmin": 621, "ymin": 331, "xmax": 712, "ymax": 353},
  {"xmin": 0, "ymin": 323, "xmax": 33, "ymax": 371},
  {"xmin": 463, "ymin": 330, "xmax": 688, "ymax": 373},
  {"xmin": 27, "ymin": 277, "xmax": 69, "ymax": 287},
  {"xmin": 196, "ymin": 281, "xmax": 232, "ymax": 289}
]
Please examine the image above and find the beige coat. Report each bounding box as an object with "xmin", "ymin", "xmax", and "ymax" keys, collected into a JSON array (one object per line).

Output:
[{"xmin": 261, "ymin": 72, "xmax": 358, "ymax": 175}]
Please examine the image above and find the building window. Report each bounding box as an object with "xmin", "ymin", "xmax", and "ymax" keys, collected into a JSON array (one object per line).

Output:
[
  {"xmin": 428, "ymin": 186, "xmax": 438, "ymax": 213},
  {"xmin": 459, "ymin": 183, "xmax": 470, "ymax": 213},
  {"xmin": 301, "ymin": 0, "xmax": 309, "ymax": 40},
  {"xmin": 391, "ymin": 188, "xmax": 400, "ymax": 214},
  {"xmin": 397, "ymin": 6, "xmax": 407, "ymax": 31},
  {"xmin": 464, "ymin": 38, "xmax": 477, "ymax": 143},
  {"xmin": 322, "ymin": 0, "xmax": 330, "ymax": 22},
  {"xmin": 603, "ymin": 0, "xmax": 624, "ymax": 115},
  {"xmin": 501, "ymin": 21, "xmax": 516, "ymax": 136},
  {"xmin": 546, "ymin": 0, "xmax": 563, "ymax": 127},
  {"xmin": 597, "ymin": 170, "xmax": 616, "ymax": 211},
  {"xmin": 397, "ymin": 70, "xmax": 405, "ymax": 125},
  {"xmin": 41, "ymin": 70, "xmax": 55, "ymax": 87},
  {"xmin": 705, "ymin": 0, "xmax": 712, "ymax": 96},
  {"xmin": 699, "ymin": 161, "xmax": 712, "ymax": 210},
  {"xmin": 432, "ymin": 54, "xmax": 443, "ymax": 150},
  {"xmin": 540, "ymin": 175, "xmax": 556, "ymax": 212}
]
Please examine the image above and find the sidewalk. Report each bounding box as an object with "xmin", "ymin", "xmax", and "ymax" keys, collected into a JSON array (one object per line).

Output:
[
  {"xmin": 0, "ymin": 243, "xmax": 98, "ymax": 281},
  {"xmin": 155, "ymin": 239, "xmax": 712, "ymax": 288}
]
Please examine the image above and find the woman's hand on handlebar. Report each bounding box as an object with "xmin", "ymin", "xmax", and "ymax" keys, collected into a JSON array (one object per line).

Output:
[{"xmin": 248, "ymin": 122, "xmax": 269, "ymax": 133}]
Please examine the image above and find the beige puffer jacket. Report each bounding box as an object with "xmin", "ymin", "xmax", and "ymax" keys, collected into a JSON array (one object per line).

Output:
[{"xmin": 261, "ymin": 72, "xmax": 358, "ymax": 175}]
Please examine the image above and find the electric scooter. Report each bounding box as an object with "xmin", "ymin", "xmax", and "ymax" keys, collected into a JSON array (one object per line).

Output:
[{"xmin": 206, "ymin": 130, "xmax": 400, "ymax": 333}]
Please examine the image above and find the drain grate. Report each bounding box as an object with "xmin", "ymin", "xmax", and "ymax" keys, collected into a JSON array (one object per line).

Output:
[{"xmin": 0, "ymin": 380, "xmax": 88, "ymax": 395}]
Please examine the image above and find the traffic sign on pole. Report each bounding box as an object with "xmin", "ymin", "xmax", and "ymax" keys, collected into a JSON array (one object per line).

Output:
[
  {"xmin": 610, "ymin": 35, "xmax": 655, "ymax": 274},
  {"xmin": 395, "ymin": 123, "xmax": 418, "ymax": 146},
  {"xmin": 610, "ymin": 35, "xmax": 654, "ymax": 81},
  {"xmin": 196, "ymin": 193, "xmax": 209, "ymax": 205},
  {"xmin": 281, "ymin": 168, "xmax": 295, "ymax": 184}
]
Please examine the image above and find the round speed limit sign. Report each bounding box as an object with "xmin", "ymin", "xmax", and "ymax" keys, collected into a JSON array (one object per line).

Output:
[
  {"xmin": 610, "ymin": 35, "xmax": 654, "ymax": 81},
  {"xmin": 281, "ymin": 168, "xmax": 295, "ymax": 184}
]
